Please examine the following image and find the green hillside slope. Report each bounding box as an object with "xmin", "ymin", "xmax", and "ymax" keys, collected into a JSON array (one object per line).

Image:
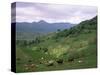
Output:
[{"xmin": 16, "ymin": 16, "xmax": 97, "ymax": 72}]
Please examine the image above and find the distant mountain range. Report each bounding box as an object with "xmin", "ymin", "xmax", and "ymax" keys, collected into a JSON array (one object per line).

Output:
[{"xmin": 12, "ymin": 20, "xmax": 74, "ymax": 33}]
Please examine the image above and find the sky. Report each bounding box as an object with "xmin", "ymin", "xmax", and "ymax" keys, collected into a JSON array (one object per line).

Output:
[{"xmin": 12, "ymin": 2, "xmax": 97, "ymax": 24}]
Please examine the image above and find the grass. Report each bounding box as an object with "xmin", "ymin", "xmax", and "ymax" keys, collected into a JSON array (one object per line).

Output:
[{"xmin": 16, "ymin": 30, "xmax": 97, "ymax": 72}]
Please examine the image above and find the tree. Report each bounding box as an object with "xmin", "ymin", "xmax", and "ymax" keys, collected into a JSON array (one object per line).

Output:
[{"xmin": 57, "ymin": 29, "xmax": 61, "ymax": 32}]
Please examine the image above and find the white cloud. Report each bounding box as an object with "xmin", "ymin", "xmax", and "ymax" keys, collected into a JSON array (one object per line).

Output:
[{"xmin": 12, "ymin": 2, "xmax": 97, "ymax": 24}]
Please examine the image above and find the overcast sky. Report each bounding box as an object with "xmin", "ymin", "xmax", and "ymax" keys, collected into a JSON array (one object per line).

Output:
[{"xmin": 12, "ymin": 2, "xmax": 97, "ymax": 24}]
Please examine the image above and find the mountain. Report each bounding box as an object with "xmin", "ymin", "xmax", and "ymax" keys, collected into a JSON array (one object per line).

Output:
[{"xmin": 13, "ymin": 20, "xmax": 74, "ymax": 33}]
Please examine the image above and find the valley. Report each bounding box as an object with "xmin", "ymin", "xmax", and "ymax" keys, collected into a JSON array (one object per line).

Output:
[{"xmin": 16, "ymin": 16, "xmax": 97, "ymax": 72}]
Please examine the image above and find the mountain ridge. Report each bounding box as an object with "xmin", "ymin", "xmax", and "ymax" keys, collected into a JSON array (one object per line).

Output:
[{"xmin": 12, "ymin": 20, "xmax": 74, "ymax": 33}]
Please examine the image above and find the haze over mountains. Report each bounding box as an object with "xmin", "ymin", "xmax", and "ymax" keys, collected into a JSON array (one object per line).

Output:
[{"xmin": 14, "ymin": 20, "xmax": 74, "ymax": 33}]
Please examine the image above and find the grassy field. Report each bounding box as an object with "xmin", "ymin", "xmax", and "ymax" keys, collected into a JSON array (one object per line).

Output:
[{"xmin": 16, "ymin": 16, "xmax": 97, "ymax": 72}]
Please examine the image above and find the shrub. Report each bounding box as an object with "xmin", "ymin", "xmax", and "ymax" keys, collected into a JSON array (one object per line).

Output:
[
  {"xmin": 67, "ymin": 51, "xmax": 80, "ymax": 62},
  {"xmin": 28, "ymin": 59, "xmax": 32, "ymax": 62},
  {"xmin": 16, "ymin": 57, "xmax": 21, "ymax": 61},
  {"xmin": 56, "ymin": 59, "xmax": 63, "ymax": 64},
  {"xmin": 68, "ymin": 57, "xmax": 74, "ymax": 62},
  {"xmin": 43, "ymin": 48, "xmax": 48, "ymax": 52}
]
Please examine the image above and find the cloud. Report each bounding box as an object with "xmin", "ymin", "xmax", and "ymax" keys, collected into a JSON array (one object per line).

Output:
[{"xmin": 12, "ymin": 2, "xmax": 97, "ymax": 24}]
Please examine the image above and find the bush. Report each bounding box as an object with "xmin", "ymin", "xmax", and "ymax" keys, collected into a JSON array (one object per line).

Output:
[
  {"xmin": 28, "ymin": 59, "xmax": 32, "ymax": 62},
  {"xmin": 68, "ymin": 57, "xmax": 74, "ymax": 62},
  {"xmin": 56, "ymin": 59, "xmax": 63, "ymax": 64},
  {"xmin": 67, "ymin": 51, "xmax": 80, "ymax": 62},
  {"xmin": 16, "ymin": 57, "xmax": 21, "ymax": 61}
]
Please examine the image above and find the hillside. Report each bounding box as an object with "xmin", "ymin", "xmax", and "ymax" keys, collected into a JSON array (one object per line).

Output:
[
  {"xmin": 54, "ymin": 16, "xmax": 97, "ymax": 38},
  {"xmin": 16, "ymin": 16, "xmax": 97, "ymax": 72}
]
